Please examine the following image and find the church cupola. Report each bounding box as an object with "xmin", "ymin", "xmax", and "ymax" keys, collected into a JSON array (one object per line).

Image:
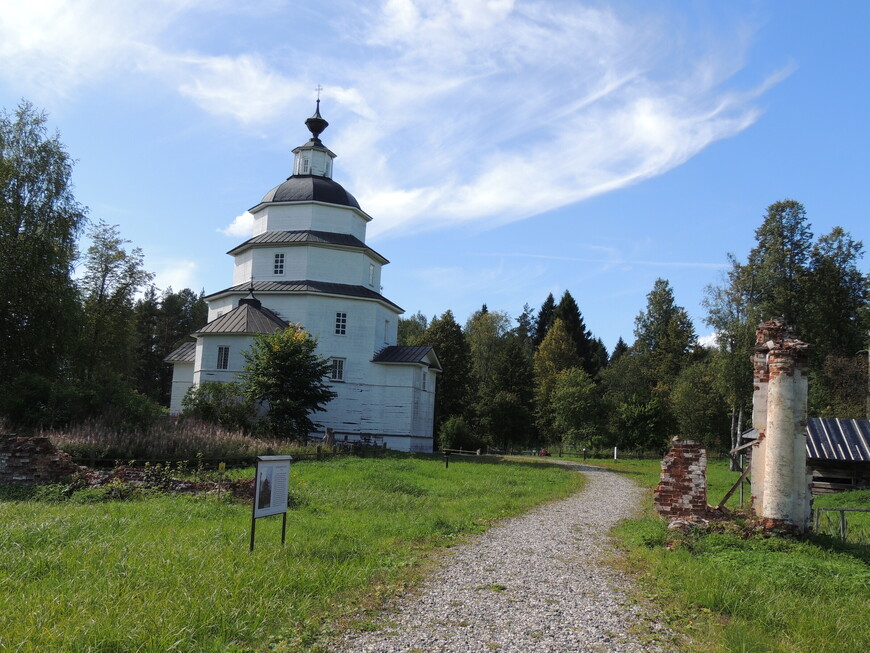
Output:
[{"xmin": 292, "ymin": 99, "xmax": 336, "ymax": 178}]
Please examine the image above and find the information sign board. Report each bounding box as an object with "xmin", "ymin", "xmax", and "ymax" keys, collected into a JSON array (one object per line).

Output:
[{"xmin": 250, "ymin": 455, "xmax": 292, "ymax": 551}]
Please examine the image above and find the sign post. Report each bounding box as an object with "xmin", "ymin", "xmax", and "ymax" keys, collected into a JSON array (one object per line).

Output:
[{"xmin": 250, "ymin": 455, "xmax": 292, "ymax": 551}]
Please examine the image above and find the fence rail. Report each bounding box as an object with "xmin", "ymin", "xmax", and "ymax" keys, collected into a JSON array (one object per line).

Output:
[
  {"xmin": 70, "ymin": 443, "xmax": 387, "ymax": 469},
  {"xmin": 813, "ymin": 507, "xmax": 870, "ymax": 544}
]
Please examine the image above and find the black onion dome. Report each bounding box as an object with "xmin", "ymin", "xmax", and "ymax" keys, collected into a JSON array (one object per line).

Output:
[{"xmin": 260, "ymin": 175, "xmax": 361, "ymax": 209}]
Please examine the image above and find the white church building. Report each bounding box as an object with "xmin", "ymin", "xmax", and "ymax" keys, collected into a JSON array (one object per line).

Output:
[{"xmin": 166, "ymin": 102, "xmax": 439, "ymax": 452}]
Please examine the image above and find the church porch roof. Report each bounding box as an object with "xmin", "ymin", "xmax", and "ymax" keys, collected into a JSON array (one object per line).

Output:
[{"xmin": 194, "ymin": 301, "xmax": 288, "ymax": 336}]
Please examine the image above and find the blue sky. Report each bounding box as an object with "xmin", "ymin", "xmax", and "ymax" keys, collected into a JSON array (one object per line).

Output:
[{"xmin": 1, "ymin": 1, "xmax": 867, "ymax": 352}]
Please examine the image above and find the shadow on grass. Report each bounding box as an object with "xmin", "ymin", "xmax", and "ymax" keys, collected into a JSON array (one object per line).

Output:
[{"xmin": 807, "ymin": 533, "xmax": 870, "ymax": 565}]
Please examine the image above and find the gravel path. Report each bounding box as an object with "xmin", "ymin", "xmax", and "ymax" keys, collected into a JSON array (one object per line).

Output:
[{"xmin": 332, "ymin": 463, "xmax": 670, "ymax": 653}]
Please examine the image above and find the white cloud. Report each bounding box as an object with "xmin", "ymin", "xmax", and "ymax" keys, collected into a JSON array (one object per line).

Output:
[
  {"xmin": 0, "ymin": 1, "xmax": 784, "ymax": 238},
  {"xmin": 219, "ymin": 212, "xmax": 255, "ymax": 238},
  {"xmin": 153, "ymin": 258, "xmax": 199, "ymax": 293}
]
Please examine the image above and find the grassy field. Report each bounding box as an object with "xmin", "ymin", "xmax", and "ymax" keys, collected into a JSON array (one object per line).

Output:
[
  {"xmin": 578, "ymin": 456, "xmax": 870, "ymax": 653},
  {"xmin": 0, "ymin": 454, "xmax": 582, "ymax": 652}
]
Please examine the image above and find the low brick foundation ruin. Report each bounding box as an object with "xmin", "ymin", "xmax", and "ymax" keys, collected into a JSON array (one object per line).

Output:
[
  {"xmin": 653, "ymin": 438, "xmax": 708, "ymax": 518},
  {"xmin": 0, "ymin": 436, "xmax": 81, "ymax": 484}
]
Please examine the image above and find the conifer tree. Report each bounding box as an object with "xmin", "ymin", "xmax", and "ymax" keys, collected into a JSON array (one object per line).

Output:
[
  {"xmin": 425, "ymin": 310, "xmax": 472, "ymax": 433},
  {"xmin": 532, "ymin": 293, "xmax": 556, "ymax": 348}
]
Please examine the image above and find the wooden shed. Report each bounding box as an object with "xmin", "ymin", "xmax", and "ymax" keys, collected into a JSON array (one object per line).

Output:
[{"xmin": 806, "ymin": 418, "xmax": 870, "ymax": 494}]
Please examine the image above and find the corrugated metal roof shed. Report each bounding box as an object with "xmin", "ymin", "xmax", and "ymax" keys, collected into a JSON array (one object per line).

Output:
[
  {"xmin": 807, "ymin": 418, "xmax": 870, "ymax": 463},
  {"xmin": 372, "ymin": 345, "xmax": 441, "ymax": 371},
  {"xmin": 164, "ymin": 341, "xmax": 196, "ymax": 363},
  {"xmin": 194, "ymin": 302, "xmax": 288, "ymax": 335},
  {"xmin": 204, "ymin": 280, "xmax": 403, "ymax": 312}
]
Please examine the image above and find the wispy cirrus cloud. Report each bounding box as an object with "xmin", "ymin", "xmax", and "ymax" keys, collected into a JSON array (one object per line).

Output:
[{"xmin": 0, "ymin": 1, "xmax": 785, "ymax": 240}]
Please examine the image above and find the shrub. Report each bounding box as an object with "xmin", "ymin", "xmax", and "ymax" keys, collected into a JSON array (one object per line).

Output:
[
  {"xmin": 181, "ymin": 381, "xmax": 254, "ymax": 431},
  {"xmin": 439, "ymin": 416, "xmax": 484, "ymax": 451}
]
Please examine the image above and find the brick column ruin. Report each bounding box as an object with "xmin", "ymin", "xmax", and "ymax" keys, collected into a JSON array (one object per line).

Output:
[
  {"xmin": 749, "ymin": 319, "xmax": 812, "ymax": 532},
  {"xmin": 653, "ymin": 439, "xmax": 708, "ymax": 519}
]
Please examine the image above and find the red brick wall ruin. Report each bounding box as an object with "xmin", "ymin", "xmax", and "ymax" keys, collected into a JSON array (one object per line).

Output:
[
  {"xmin": 0, "ymin": 436, "xmax": 80, "ymax": 484},
  {"xmin": 653, "ymin": 439, "xmax": 708, "ymax": 519}
]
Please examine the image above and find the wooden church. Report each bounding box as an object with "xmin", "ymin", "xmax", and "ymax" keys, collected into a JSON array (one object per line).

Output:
[{"xmin": 166, "ymin": 102, "xmax": 440, "ymax": 452}]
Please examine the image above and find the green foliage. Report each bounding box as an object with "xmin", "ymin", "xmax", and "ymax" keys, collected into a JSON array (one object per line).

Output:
[
  {"xmin": 438, "ymin": 415, "xmax": 484, "ymax": 450},
  {"xmin": 397, "ymin": 310, "xmax": 429, "ymax": 346},
  {"xmin": 533, "ymin": 318, "xmax": 582, "ymax": 440},
  {"xmin": 554, "ymin": 290, "xmax": 600, "ymax": 377},
  {"xmin": 532, "ymin": 292, "xmax": 556, "ymax": 349},
  {"xmin": 181, "ymin": 381, "xmax": 254, "ymax": 431},
  {"xmin": 748, "ymin": 199, "xmax": 813, "ymax": 326},
  {"xmin": 0, "ymin": 455, "xmax": 582, "ymax": 652},
  {"xmin": 465, "ymin": 307, "xmax": 512, "ymax": 399},
  {"xmin": 549, "ymin": 367, "xmax": 600, "ymax": 449},
  {"xmin": 0, "ymin": 101, "xmax": 85, "ymax": 390},
  {"xmin": 478, "ymin": 391, "xmax": 532, "ymax": 450},
  {"xmin": 424, "ymin": 310, "xmax": 472, "ymax": 432},
  {"xmin": 78, "ymin": 220, "xmax": 154, "ymax": 384},
  {"xmin": 671, "ymin": 358, "xmax": 730, "ymax": 447},
  {"xmin": 705, "ymin": 200, "xmax": 869, "ymax": 421},
  {"xmin": 242, "ymin": 324, "xmax": 336, "ymax": 439},
  {"xmin": 634, "ymin": 277, "xmax": 697, "ymax": 385},
  {"xmin": 134, "ymin": 287, "xmax": 207, "ymax": 404}
]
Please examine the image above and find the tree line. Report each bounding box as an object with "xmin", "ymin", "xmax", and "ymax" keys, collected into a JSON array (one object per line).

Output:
[
  {"xmin": 2, "ymin": 101, "xmax": 868, "ymax": 453},
  {"xmin": 402, "ymin": 199, "xmax": 869, "ymax": 460},
  {"xmin": 1, "ymin": 102, "xmax": 206, "ymax": 430}
]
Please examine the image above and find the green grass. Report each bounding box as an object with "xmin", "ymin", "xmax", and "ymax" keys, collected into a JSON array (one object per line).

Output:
[
  {"xmin": 0, "ymin": 454, "xmax": 582, "ymax": 652},
  {"xmin": 579, "ymin": 456, "xmax": 870, "ymax": 652}
]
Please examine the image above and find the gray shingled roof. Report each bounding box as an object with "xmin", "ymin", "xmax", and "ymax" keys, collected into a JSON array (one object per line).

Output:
[
  {"xmin": 194, "ymin": 302, "xmax": 288, "ymax": 336},
  {"xmin": 226, "ymin": 229, "xmax": 387, "ymax": 262},
  {"xmin": 204, "ymin": 280, "xmax": 403, "ymax": 312},
  {"xmin": 164, "ymin": 341, "xmax": 196, "ymax": 363},
  {"xmin": 807, "ymin": 418, "xmax": 870, "ymax": 463},
  {"xmin": 372, "ymin": 345, "xmax": 441, "ymax": 371}
]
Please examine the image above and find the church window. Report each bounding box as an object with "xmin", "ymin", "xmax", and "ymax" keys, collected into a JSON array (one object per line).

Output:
[
  {"xmin": 384, "ymin": 319, "xmax": 389, "ymax": 344},
  {"xmin": 217, "ymin": 346, "xmax": 230, "ymax": 370},
  {"xmin": 328, "ymin": 358, "xmax": 345, "ymax": 382},
  {"xmin": 335, "ymin": 312, "xmax": 347, "ymax": 335},
  {"xmin": 422, "ymin": 370, "xmax": 427, "ymax": 390},
  {"xmin": 369, "ymin": 264, "xmax": 375, "ymax": 286},
  {"xmin": 273, "ymin": 252, "xmax": 285, "ymax": 275},
  {"xmin": 302, "ymin": 158, "xmax": 310, "ymax": 174}
]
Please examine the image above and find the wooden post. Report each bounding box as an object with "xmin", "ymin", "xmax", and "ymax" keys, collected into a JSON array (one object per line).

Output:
[{"xmin": 840, "ymin": 510, "xmax": 847, "ymax": 540}]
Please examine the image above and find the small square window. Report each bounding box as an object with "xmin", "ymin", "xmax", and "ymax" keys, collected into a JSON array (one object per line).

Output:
[
  {"xmin": 335, "ymin": 312, "xmax": 347, "ymax": 335},
  {"xmin": 329, "ymin": 358, "xmax": 345, "ymax": 382},
  {"xmin": 217, "ymin": 346, "xmax": 230, "ymax": 370},
  {"xmin": 274, "ymin": 253, "xmax": 285, "ymax": 275}
]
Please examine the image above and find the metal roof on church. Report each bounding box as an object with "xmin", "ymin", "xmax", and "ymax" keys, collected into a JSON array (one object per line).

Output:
[
  {"xmin": 256, "ymin": 175, "xmax": 361, "ymax": 210},
  {"xmin": 807, "ymin": 418, "xmax": 870, "ymax": 463},
  {"xmin": 164, "ymin": 341, "xmax": 196, "ymax": 363},
  {"xmin": 194, "ymin": 302, "xmax": 288, "ymax": 336},
  {"xmin": 205, "ymin": 280, "xmax": 403, "ymax": 312},
  {"xmin": 226, "ymin": 229, "xmax": 387, "ymax": 262},
  {"xmin": 372, "ymin": 345, "xmax": 441, "ymax": 371}
]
